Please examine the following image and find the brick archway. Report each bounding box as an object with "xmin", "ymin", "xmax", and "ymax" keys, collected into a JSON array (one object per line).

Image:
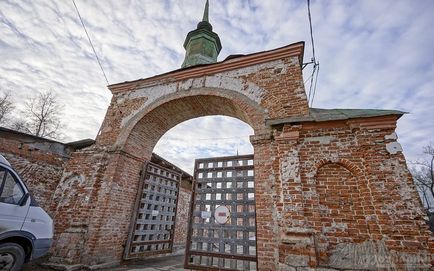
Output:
[
  {"xmin": 110, "ymin": 88, "xmax": 275, "ymax": 269},
  {"xmin": 312, "ymin": 158, "xmax": 365, "ymax": 178},
  {"xmin": 119, "ymin": 88, "xmax": 269, "ymax": 161},
  {"xmin": 313, "ymin": 162, "xmax": 371, "ymax": 264},
  {"xmin": 50, "ymin": 50, "xmax": 310, "ymax": 267},
  {"xmin": 114, "ymin": 78, "xmax": 269, "ymax": 148},
  {"xmin": 48, "ymin": 42, "xmax": 431, "ymax": 270}
]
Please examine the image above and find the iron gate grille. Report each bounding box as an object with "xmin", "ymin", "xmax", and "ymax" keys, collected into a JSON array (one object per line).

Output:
[
  {"xmin": 185, "ymin": 155, "xmax": 257, "ymax": 271},
  {"xmin": 124, "ymin": 162, "xmax": 181, "ymax": 259}
]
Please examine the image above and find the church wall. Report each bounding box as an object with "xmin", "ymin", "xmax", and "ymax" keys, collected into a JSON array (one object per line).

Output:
[
  {"xmin": 275, "ymin": 117, "xmax": 433, "ymax": 270},
  {"xmin": 97, "ymin": 52, "xmax": 309, "ymax": 149},
  {"xmin": 0, "ymin": 129, "xmax": 69, "ymax": 213},
  {"xmin": 48, "ymin": 52, "xmax": 309, "ymax": 267},
  {"xmin": 44, "ymin": 44, "xmax": 433, "ymax": 270},
  {"xmin": 0, "ymin": 126, "xmax": 194, "ymax": 265},
  {"xmin": 173, "ymin": 185, "xmax": 192, "ymax": 248},
  {"xmin": 48, "ymin": 147, "xmax": 194, "ymax": 265}
]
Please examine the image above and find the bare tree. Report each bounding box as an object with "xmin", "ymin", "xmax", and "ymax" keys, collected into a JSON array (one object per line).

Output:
[
  {"xmin": 413, "ymin": 145, "xmax": 434, "ymax": 209},
  {"xmin": 411, "ymin": 144, "xmax": 434, "ymax": 231},
  {"xmin": 0, "ymin": 91, "xmax": 15, "ymax": 125},
  {"xmin": 14, "ymin": 90, "xmax": 63, "ymax": 139}
]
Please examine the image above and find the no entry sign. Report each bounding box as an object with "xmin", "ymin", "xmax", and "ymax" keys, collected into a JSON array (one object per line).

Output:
[{"xmin": 214, "ymin": 205, "xmax": 230, "ymax": 224}]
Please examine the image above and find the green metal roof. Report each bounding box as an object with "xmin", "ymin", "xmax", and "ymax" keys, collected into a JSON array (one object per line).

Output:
[
  {"xmin": 266, "ymin": 108, "xmax": 407, "ymax": 126},
  {"xmin": 181, "ymin": 0, "xmax": 222, "ymax": 68}
]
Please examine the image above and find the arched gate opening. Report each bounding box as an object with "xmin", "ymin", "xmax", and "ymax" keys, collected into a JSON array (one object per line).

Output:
[{"xmin": 111, "ymin": 90, "xmax": 268, "ymax": 270}]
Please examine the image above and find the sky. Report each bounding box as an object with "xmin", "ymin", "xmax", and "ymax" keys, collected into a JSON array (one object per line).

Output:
[{"xmin": 0, "ymin": 0, "xmax": 433, "ymax": 174}]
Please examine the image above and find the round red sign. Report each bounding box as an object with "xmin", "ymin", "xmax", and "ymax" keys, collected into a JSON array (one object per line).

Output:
[{"xmin": 214, "ymin": 205, "xmax": 230, "ymax": 224}]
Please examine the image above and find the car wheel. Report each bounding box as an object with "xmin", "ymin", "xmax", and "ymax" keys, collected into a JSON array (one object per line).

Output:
[{"xmin": 0, "ymin": 243, "xmax": 25, "ymax": 271}]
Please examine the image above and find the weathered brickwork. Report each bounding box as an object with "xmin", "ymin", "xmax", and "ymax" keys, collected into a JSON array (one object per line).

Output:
[
  {"xmin": 48, "ymin": 148, "xmax": 194, "ymax": 265},
  {"xmin": 173, "ymin": 186, "xmax": 192, "ymax": 247},
  {"xmin": 0, "ymin": 127, "xmax": 194, "ymax": 264},
  {"xmin": 275, "ymin": 119, "xmax": 433, "ymax": 270},
  {"xmin": 47, "ymin": 43, "xmax": 433, "ymax": 270},
  {"xmin": 0, "ymin": 128, "xmax": 69, "ymax": 212}
]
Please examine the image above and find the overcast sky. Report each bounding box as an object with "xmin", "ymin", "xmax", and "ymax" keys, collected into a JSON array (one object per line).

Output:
[{"xmin": 0, "ymin": 0, "xmax": 433, "ymax": 173}]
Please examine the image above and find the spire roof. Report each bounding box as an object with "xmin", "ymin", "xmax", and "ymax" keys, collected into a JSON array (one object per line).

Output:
[
  {"xmin": 202, "ymin": 0, "xmax": 209, "ymax": 22},
  {"xmin": 181, "ymin": 0, "xmax": 222, "ymax": 68},
  {"xmin": 197, "ymin": 0, "xmax": 213, "ymax": 31}
]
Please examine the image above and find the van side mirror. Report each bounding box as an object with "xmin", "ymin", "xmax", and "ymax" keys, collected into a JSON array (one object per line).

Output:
[{"xmin": 19, "ymin": 193, "xmax": 30, "ymax": 206}]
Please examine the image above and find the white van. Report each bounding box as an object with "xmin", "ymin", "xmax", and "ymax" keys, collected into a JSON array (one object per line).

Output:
[{"xmin": 0, "ymin": 154, "xmax": 53, "ymax": 271}]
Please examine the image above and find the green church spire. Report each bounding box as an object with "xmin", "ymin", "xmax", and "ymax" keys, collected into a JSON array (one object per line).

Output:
[{"xmin": 181, "ymin": 0, "xmax": 222, "ymax": 68}]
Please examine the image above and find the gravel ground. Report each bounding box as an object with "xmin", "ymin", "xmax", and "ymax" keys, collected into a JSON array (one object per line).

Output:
[
  {"xmin": 21, "ymin": 255, "xmax": 54, "ymax": 271},
  {"xmin": 19, "ymin": 254, "xmax": 187, "ymax": 271},
  {"xmin": 100, "ymin": 254, "xmax": 186, "ymax": 271}
]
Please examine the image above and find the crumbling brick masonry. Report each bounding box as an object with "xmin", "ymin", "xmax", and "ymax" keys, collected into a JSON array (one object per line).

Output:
[{"xmin": 46, "ymin": 42, "xmax": 433, "ymax": 270}]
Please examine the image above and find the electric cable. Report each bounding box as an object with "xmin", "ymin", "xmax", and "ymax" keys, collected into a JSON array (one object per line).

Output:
[
  {"xmin": 310, "ymin": 63, "xmax": 320, "ymax": 106},
  {"xmin": 307, "ymin": 0, "xmax": 316, "ymax": 62},
  {"xmin": 306, "ymin": 0, "xmax": 320, "ymax": 106},
  {"xmin": 307, "ymin": 64, "xmax": 316, "ymax": 105},
  {"xmin": 165, "ymin": 135, "xmax": 252, "ymax": 141},
  {"xmin": 72, "ymin": 0, "xmax": 109, "ymax": 85}
]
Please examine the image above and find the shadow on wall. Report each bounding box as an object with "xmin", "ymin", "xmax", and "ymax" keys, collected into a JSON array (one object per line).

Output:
[{"xmin": 427, "ymin": 212, "xmax": 434, "ymax": 233}]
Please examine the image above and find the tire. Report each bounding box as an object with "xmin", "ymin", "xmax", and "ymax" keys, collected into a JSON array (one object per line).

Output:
[{"xmin": 0, "ymin": 243, "xmax": 25, "ymax": 271}]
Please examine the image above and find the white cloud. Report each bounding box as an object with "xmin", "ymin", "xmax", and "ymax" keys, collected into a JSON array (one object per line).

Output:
[
  {"xmin": 154, "ymin": 116, "xmax": 254, "ymax": 174},
  {"xmin": 0, "ymin": 0, "xmax": 433, "ymax": 172}
]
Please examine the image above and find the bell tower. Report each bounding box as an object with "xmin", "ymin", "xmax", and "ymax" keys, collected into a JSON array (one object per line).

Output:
[{"xmin": 181, "ymin": 0, "xmax": 222, "ymax": 68}]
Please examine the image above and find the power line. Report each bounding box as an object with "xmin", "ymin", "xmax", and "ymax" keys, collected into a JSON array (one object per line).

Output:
[
  {"xmin": 307, "ymin": 0, "xmax": 316, "ymax": 62},
  {"xmin": 307, "ymin": 64, "xmax": 316, "ymax": 104},
  {"xmin": 306, "ymin": 0, "xmax": 320, "ymax": 106},
  {"xmin": 196, "ymin": 135, "xmax": 251, "ymax": 141},
  {"xmin": 310, "ymin": 63, "xmax": 320, "ymax": 106},
  {"xmin": 71, "ymin": 0, "xmax": 109, "ymax": 85},
  {"xmin": 304, "ymin": 71, "xmax": 314, "ymax": 85},
  {"xmin": 165, "ymin": 135, "xmax": 252, "ymax": 141}
]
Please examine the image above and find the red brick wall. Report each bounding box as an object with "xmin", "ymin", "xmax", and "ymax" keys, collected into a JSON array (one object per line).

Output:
[
  {"xmin": 47, "ymin": 46, "xmax": 433, "ymax": 270},
  {"xmin": 315, "ymin": 163, "xmax": 370, "ymax": 264},
  {"xmin": 173, "ymin": 186, "xmax": 192, "ymax": 247},
  {"xmin": 0, "ymin": 129, "xmax": 194, "ymax": 263},
  {"xmin": 0, "ymin": 135, "xmax": 66, "ymax": 212},
  {"xmin": 50, "ymin": 149, "xmax": 143, "ymax": 264},
  {"xmin": 276, "ymin": 118, "xmax": 433, "ymax": 270}
]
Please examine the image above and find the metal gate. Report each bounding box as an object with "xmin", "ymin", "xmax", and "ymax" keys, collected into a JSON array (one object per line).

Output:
[
  {"xmin": 124, "ymin": 161, "xmax": 181, "ymax": 259},
  {"xmin": 185, "ymin": 155, "xmax": 257, "ymax": 271}
]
